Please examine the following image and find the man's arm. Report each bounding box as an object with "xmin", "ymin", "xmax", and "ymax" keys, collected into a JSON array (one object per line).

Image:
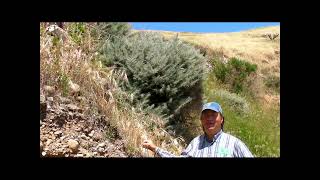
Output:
[
  {"xmin": 154, "ymin": 147, "xmax": 184, "ymax": 157},
  {"xmin": 143, "ymin": 139, "xmax": 196, "ymax": 157},
  {"xmin": 155, "ymin": 140, "xmax": 195, "ymax": 157}
]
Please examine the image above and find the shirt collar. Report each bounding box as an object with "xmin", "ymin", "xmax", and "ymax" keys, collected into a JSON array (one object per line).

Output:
[{"xmin": 204, "ymin": 129, "xmax": 223, "ymax": 143}]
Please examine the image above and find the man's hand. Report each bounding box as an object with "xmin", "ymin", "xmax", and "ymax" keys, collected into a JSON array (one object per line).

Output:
[{"xmin": 142, "ymin": 140, "xmax": 157, "ymax": 152}]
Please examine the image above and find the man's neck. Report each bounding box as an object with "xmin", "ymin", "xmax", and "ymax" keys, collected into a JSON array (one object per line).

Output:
[{"xmin": 205, "ymin": 129, "xmax": 222, "ymax": 142}]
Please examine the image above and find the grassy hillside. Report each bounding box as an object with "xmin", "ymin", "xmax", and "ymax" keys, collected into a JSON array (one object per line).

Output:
[{"xmin": 154, "ymin": 26, "xmax": 280, "ymax": 76}]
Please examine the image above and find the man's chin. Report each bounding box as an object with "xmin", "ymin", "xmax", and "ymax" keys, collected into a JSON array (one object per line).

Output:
[{"xmin": 206, "ymin": 127, "xmax": 215, "ymax": 132}]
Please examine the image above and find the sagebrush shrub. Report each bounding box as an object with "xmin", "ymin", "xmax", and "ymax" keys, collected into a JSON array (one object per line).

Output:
[
  {"xmin": 101, "ymin": 31, "xmax": 205, "ymax": 119},
  {"xmin": 213, "ymin": 89, "xmax": 250, "ymax": 115}
]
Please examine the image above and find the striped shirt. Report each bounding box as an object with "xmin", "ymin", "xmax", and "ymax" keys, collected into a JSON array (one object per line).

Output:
[{"xmin": 155, "ymin": 130, "xmax": 253, "ymax": 157}]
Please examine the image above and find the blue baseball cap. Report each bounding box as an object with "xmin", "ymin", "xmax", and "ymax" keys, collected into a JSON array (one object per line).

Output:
[{"xmin": 202, "ymin": 102, "xmax": 223, "ymax": 115}]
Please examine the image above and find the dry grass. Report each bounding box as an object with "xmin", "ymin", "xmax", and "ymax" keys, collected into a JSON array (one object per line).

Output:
[
  {"xmin": 152, "ymin": 26, "xmax": 280, "ymax": 77},
  {"xmin": 40, "ymin": 22, "xmax": 185, "ymax": 157}
]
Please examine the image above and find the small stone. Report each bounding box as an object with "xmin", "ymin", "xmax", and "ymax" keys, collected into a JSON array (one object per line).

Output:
[
  {"xmin": 88, "ymin": 130, "xmax": 94, "ymax": 137},
  {"xmin": 75, "ymin": 154, "xmax": 84, "ymax": 157},
  {"xmin": 68, "ymin": 139, "xmax": 79, "ymax": 152},
  {"xmin": 44, "ymin": 86, "xmax": 55, "ymax": 96},
  {"xmin": 80, "ymin": 134, "xmax": 87, "ymax": 139},
  {"xmin": 76, "ymin": 96, "xmax": 85, "ymax": 101},
  {"xmin": 93, "ymin": 133, "xmax": 102, "ymax": 141},
  {"xmin": 42, "ymin": 151, "xmax": 46, "ymax": 156},
  {"xmin": 98, "ymin": 147, "xmax": 104, "ymax": 153},
  {"xmin": 47, "ymin": 97, "xmax": 54, "ymax": 102},
  {"xmin": 160, "ymin": 131, "xmax": 165, "ymax": 137},
  {"xmin": 109, "ymin": 144, "xmax": 115, "ymax": 150},
  {"xmin": 97, "ymin": 143, "xmax": 105, "ymax": 148},
  {"xmin": 75, "ymin": 127, "xmax": 82, "ymax": 132},
  {"xmin": 54, "ymin": 130, "xmax": 63, "ymax": 135}
]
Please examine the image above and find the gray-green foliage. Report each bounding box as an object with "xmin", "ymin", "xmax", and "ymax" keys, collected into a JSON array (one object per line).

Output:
[
  {"xmin": 213, "ymin": 89, "xmax": 250, "ymax": 115},
  {"xmin": 101, "ymin": 32, "xmax": 205, "ymax": 118}
]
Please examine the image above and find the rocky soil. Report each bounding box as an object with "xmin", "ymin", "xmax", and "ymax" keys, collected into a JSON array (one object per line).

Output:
[{"xmin": 40, "ymin": 89, "xmax": 128, "ymax": 157}]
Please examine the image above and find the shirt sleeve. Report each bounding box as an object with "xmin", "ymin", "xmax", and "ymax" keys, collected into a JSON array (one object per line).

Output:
[
  {"xmin": 155, "ymin": 148, "xmax": 181, "ymax": 157},
  {"xmin": 234, "ymin": 139, "xmax": 254, "ymax": 157},
  {"xmin": 155, "ymin": 138, "xmax": 196, "ymax": 157}
]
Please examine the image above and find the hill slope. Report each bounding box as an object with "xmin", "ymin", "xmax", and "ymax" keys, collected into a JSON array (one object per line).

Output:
[{"xmin": 155, "ymin": 26, "xmax": 280, "ymax": 77}]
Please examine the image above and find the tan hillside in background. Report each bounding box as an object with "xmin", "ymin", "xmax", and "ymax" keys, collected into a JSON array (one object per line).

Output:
[{"xmin": 135, "ymin": 26, "xmax": 280, "ymax": 78}]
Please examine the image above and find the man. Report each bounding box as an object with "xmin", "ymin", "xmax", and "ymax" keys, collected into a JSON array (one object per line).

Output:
[{"xmin": 142, "ymin": 102, "xmax": 253, "ymax": 157}]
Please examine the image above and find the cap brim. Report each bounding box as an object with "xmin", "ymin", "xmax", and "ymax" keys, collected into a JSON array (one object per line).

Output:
[{"xmin": 202, "ymin": 108, "xmax": 220, "ymax": 113}]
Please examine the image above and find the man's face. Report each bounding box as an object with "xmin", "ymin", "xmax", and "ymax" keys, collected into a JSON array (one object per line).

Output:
[{"xmin": 200, "ymin": 110, "xmax": 223, "ymax": 135}]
